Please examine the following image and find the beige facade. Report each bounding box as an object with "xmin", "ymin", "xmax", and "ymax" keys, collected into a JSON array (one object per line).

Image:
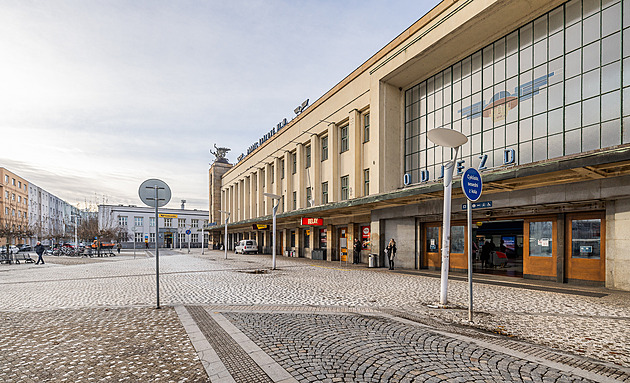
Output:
[
  {"xmin": 208, "ymin": 0, "xmax": 630, "ymax": 291},
  {"xmin": 0, "ymin": 168, "xmax": 29, "ymax": 246}
]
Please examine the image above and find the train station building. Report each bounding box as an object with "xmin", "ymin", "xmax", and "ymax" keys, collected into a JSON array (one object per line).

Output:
[{"xmin": 206, "ymin": 0, "xmax": 630, "ymax": 291}]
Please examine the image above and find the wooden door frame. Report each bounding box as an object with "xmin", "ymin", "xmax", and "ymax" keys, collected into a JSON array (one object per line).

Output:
[{"xmin": 565, "ymin": 212, "xmax": 606, "ymax": 283}]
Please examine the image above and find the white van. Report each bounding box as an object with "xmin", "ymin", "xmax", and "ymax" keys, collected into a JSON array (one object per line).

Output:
[{"xmin": 235, "ymin": 240, "xmax": 258, "ymax": 254}]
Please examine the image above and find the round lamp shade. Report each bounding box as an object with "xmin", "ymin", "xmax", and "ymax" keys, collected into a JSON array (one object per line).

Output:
[{"xmin": 427, "ymin": 128, "xmax": 468, "ymax": 148}]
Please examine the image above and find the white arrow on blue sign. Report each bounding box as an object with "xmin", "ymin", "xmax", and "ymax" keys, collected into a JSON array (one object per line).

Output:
[{"xmin": 461, "ymin": 167, "xmax": 483, "ymax": 202}]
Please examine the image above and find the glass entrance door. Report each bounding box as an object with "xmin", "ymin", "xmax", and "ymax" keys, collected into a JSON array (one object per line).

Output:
[{"xmin": 566, "ymin": 213, "xmax": 605, "ymax": 282}]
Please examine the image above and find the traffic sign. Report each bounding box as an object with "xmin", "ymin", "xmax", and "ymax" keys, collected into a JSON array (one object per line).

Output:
[
  {"xmin": 185, "ymin": 229, "xmax": 191, "ymax": 235},
  {"xmin": 461, "ymin": 168, "xmax": 483, "ymax": 202},
  {"xmin": 139, "ymin": 179, "xmax": 171, "ymax": 208}
]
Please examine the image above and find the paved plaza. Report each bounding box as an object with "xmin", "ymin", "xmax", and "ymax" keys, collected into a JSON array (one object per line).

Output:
[{"xmin": 0, "ymin": 250, "xmax": 629, "ymax": 382}]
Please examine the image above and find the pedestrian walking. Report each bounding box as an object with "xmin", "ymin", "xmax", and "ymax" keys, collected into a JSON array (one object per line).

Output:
[
  {"xmin": 353, "ymin": 238, "xmax": 362, "ymax": 264},
  {"xmin": 34, "ymin": 241, "xmax": 45, "ymax": 265},
  {"xmin": 386, "ymin": 238, "xmax": 397, "ymax": 270},
  {"xmin": 116, "ymin": 243, "xmax": 121, "ymax": 254}
]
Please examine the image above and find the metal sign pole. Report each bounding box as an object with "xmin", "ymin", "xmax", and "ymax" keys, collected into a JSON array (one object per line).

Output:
[
  {"xmin": 467, "ymin": 200, "xmax": 473, "ymax": 322},
  {"xmin": 155, "ymin": 185, "xmax": 160, "ymax": 309}
]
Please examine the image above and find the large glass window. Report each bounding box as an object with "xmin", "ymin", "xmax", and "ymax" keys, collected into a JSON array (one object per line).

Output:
[
  {"xmin": 571, "ymin": 219, "xmax": 601, "ymax": 259},
  {"xmin": 135, "ymin": 217, "xmax": 143, "ymax": 226},
  {"xmin": 404, "ymin": 0, "xmax": 626, "ymax": 185},
  {"xmin": 529, "ymin": 221, "xmax": 553, "ymax": 257},
  {"xmin": 321, "ymin": 136, "xmax": 328, "ymax": 161},
  {"xmin": 118, "ymin": 216, "xmax": 128, "ymax": 226},
  {"xmin": 450, "ymin": 226, "xmax": 465, "ymax": 253},
  {"xmin": 305, "ymin": 145, "xmax": 311, "ymax": 168}
]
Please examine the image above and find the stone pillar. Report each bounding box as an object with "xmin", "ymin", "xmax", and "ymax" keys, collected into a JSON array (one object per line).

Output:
[
  {"xmin": 312, "ymin": 134, "xmax": 321, "ymax": 205},
  {"xmin": 257, "ymin": 168, "xmax": 264, "ymax": 217},
  {"xmin": 296, "ymin": 143, "xmax": 305, "ymax": 209},
  {"xmin": 350, "ymin": 109, "xmax": 362, "ymax": 198},
  {"xmin": 330, "ymin": 123, "xmax": 339, "ymax": 202},
  {"xmin": 284, "ymin": 151, "xmax": 293, "ymax": 212}
]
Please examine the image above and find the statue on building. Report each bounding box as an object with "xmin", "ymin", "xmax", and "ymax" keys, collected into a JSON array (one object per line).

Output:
[{"xmin": 210, "ymin": 144, "xmax": 231, "ymax": 164}]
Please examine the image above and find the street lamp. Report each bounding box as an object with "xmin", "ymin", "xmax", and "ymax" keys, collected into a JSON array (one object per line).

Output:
[
  {"xmin": 219, "ymin": 210, "xmax": 230, "ymax": 260},
  {"xmin": 264, "ymin": 192, "xmax": 281, "ymax": 270},
  {"xmin": 427, "ymin": 127, "xmax": 468, "ymax": 306}
]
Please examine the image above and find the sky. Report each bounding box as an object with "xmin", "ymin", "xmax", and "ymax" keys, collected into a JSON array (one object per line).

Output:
[{"xmin": 0, "ymin": 0, "xmax": 438, "ymax": 211}]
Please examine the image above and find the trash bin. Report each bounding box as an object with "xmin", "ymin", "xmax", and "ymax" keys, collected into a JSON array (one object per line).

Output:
[{"xmin": 368, "ymin": 253, "xmax": 377, "ymax": 268}]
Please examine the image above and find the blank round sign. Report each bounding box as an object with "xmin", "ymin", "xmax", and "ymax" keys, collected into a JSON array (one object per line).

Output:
[{"xmin": 139, "ymin": 179, "xmax": 171, "ymax": 207}]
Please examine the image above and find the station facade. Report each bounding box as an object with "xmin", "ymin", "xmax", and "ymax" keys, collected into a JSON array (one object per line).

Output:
[{"xmin": 207, "ymin": 0, "xmax": 630, "ymax": 291}]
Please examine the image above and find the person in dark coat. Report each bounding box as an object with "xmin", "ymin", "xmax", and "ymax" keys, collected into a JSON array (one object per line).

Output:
[
  {"xmin": 481, "ymin": 239, "xmax": 495, "ymax": 268},
  {"xmin": 353, "ymin": 238, "xmax": 362, "ymax": 264},
  {"xmin": 35, "ymin": 241, "xmax": 45, "ymax": 265},
  {"xmin": 386, "ymin": 238, "xmax": 397, "ymax": 270}
]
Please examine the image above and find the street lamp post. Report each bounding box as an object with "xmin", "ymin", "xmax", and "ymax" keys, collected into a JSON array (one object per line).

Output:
[
  {"xmin": 427, "ymin": 128, "xmax": 468, "ymax": 307},
  {"xmin": 219, "ymin": 210, "xmax": 230, "ymax": 260},
  {"xmin": 264, "ymin": 193, "xmax": 282, "ymax": 270}
]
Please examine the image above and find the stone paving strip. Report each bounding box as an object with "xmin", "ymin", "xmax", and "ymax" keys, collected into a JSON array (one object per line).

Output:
[
  {"xmin": 220, "ymin": 308, "xmax": 596, "ymax": 382},
  {"xmin": 0, "ymin": 306, "xmax": 208, "ymax": 382},
  {"xmin": 185, "ymin": 304, "xmax": 628, "ymax": 382}
]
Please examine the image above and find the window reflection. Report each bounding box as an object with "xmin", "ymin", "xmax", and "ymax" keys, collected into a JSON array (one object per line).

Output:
[
  {"xmin": 529, "ymin": 221, "xmax": 553, "ymax": 257},
  {"xmin": 571, "ymin": 219, "xmax": 601, "ymax": 259}
]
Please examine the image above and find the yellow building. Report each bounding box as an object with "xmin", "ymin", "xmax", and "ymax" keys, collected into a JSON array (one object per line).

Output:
[
  {"xmin": 208, "ymin": 0, "xmax": 630, "ymax": 291},
  {"xmin": 0, "ymin": 168, "xmax": 29, "ymax": 247}
]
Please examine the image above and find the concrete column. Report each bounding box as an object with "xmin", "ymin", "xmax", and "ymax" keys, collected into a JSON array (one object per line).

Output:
[
  {"xmin": 295, "ymin": 227, "xmax": 302, "ymax": 257},
  {"xmin": 265, "ymin": 163, "xmax": 273, "ymax": 215},
  {"xmin": 244, "ymin": 176, "xmax": 250, "ymax": 219},
  {"xmin": 325, "ymin": 224, "xmax": 335, "ymax": 261},
  {"xmin": 330, "ymin": 123, "xmax": 339, "ymax": 202},
  {"xmin": 350, "ymin": 109, "xmax": 361, "ymax": 199},
  {"xmin": 556, "ymin": 213, "xmax": 565, "ymax": 283},
  {"xmin": 250, "ymin": 173, "xmax": 257, "ymax": 219},
  {"xmin": 296, "ymin": 143, "xmax": 304, "ymax": 209},
  {"xmin": 284, "ymin": 151, "xmax": 293, "ymax": 211},
  {"xmin": 379, "ymin": 81, "xmax": 403, "ymax": 193},
  {"xmin": 311, "ymin": 134, "xmax": 321, "ymax": 205},
  {"xmin": 606, "ymin": 198, "xmax": 630, "ymax": 291},
  {"xmin": 257, "ymin": 168, "xmax": 264, "ymax": 217}
]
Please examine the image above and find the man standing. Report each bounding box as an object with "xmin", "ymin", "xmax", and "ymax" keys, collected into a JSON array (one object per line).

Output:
[
  {"xmin": 353, "ymin": 238, "xmax": 362, "ymax": 264},
  {"xmin": 35, "ymin": 241, "xmax": 45, "ymax": 265}
]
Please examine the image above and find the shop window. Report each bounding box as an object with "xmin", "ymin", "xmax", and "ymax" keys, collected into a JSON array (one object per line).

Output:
[
  {"xmin": 304, "ymin": 229, "xmax": 310, "ymax": 248},
  {"xmin": 571, "ymin": 219, "xmax": 601, "ymax": 259},
  {"xmin": 450, "ymin": 226, "xmax": 465, "ymax": 253},
  {"xmin": 528, "ymin": 221, "xmax": 553, "ymax": 257},
  {"xmin": 290, "ymin": 231, "xmax": 296, "ymax": 247},
  {"xmin": 426, "ymin": 226, "xmax": 440, "ymax": 252}
]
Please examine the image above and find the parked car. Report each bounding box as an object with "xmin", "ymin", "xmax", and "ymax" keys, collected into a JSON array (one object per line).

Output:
[
  {"xmin": 235, "ymin": 240, "xmax": 258, "ymax": 254},
  {"xmin": 18, "ymin": 245, "xmax": 32, "ymax": 252},
  {"xmin": 0, "ymin": 245, "xmax": 20, "ymax": 255}
]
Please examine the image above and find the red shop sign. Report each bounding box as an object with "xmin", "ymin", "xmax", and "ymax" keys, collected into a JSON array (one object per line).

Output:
[{"xmin": 301, "ymin": 217, "xmax": 323, "ymax": 226}]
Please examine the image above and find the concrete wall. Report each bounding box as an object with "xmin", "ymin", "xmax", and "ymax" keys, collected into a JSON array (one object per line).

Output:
[{"xmin": 606, "ymin": 198, "xmax": 630, "ymax": 291}]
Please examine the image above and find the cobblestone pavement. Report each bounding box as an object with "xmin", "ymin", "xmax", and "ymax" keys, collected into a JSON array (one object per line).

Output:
[{"xmin": 1, "ymin": 249, "xmax": 629, "ymax": 382}]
